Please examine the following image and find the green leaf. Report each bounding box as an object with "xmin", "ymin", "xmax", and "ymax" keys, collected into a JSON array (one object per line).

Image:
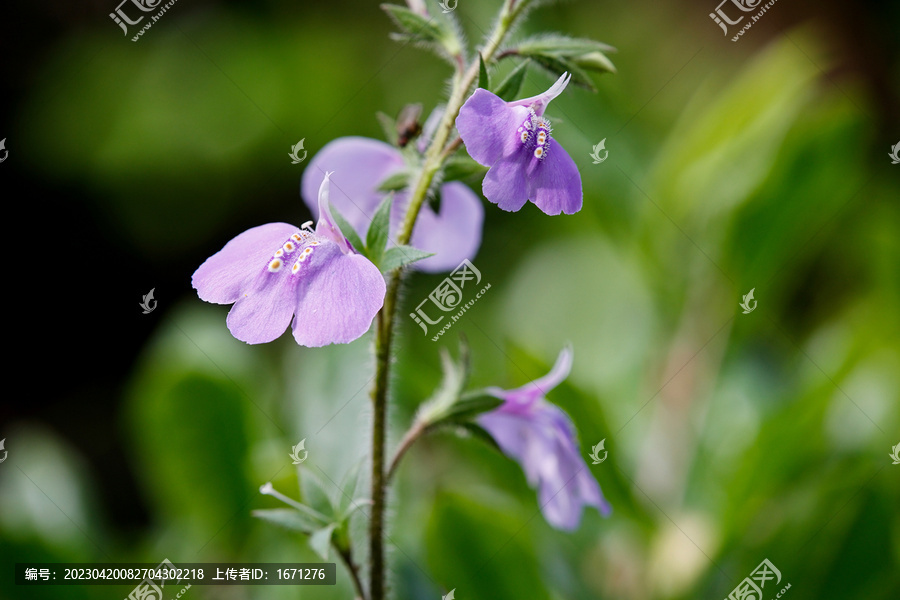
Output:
[
  {"xmin": 366, "ymin": 194, "xmax": 393, "ymax": 265},
  {"xmin": 380, "ymin": 245, "xmax": 434, "ymax": 272},
  {"xmin": 478, "ymin": 53, "xmax": 490, "ymax": 90},
  {"xmin": 448, "ymin": 421, "xmax": 501, "ymax": 451},
  {"xmin": 440, "ymin": 392, "xmax": 504, "ymax": 422},
  {"xmin": 308, "ymin": 523, "xmax": 337, "ymax": 560},
  {"xmin": 516, "ymin": 33, "xmax": 616, "ymax": 57},
  {"xmin": 415, "ymin": 343, "xmax": 471, "ymax": 427},
  {"xmin": 427, "ymin": 186, "xmax": 442, "ymax": 215},
  {"xmin": 376, "ymin": 170, "xmax": 411, "ymax": 192},
  {"xmin": 299, "ymin": 466, "xmax": 339, "ymax": 516},
  {"xmin": 494, "ymin": 60, "xmax": 530, "ymax": 102},
  {"xmin": 442, "ymin": 156, "xmax": 488, "ymax": 182},
  {"xmin": 527, "ymin": 53, "xmax": 596, "ymax": 91},
  {"xmin": 381, "ymin": 4, "xmax": 462, "ymax": 62},
  {"xmin": 336, "ymin": 459, "xmax": 365, "ymax": 517},
  {"xmin": 327, "ymin": 201, "xmax": 365, "ymax": 254},
  {"xmin": 382, "ymin": 4, "xmax": 445, "ymax": 43},
  {"xmin": 513, "ymin": 33, "xmax": 616, "ymax": 91},
  {"xmin": 573, "ymin": 51, "xmax": 616, "ymax": 74},
  {"xmin": 252, "ymin": 508, "xmax": 322, "ymax": 535},
  {"xmin": 376, "ymin": 111, "xmax": 398, "ymax": 145}
]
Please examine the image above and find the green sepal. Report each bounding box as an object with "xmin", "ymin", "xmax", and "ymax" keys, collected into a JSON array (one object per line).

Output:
[
  {"xmin": 380, "ymin": 246, "xmax": 434, "ymax": 272},
  {"xmin": 494, "ymin": 60, "xmax": 530, "ymax": 101},
  {"xmin": 327, "ymin": 201, "xmax": 365, "ymax": 255},
  {"xmin": 365, "ymin": 194, "xmax": 394, "ymax": 265},
  {"xmin": 478, "ymin": 53, "xmax": 490, "ymax": 89}
]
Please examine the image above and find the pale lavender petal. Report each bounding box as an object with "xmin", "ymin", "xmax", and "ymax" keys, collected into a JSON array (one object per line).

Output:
[
  {"xmin": 479, "ymin": 346, "xmax": 610, "ymax": 530},
  {"xmin": 192, "ymin": 223, "xmax": 298, "ymax": 304},
  {"xmin": 538, "ymin": 447, "xmax": 589, "ymax": 530},
  {"xmin": 478, "ymin": 411, "xmax": 543, "ymax": 485},
  {"xmin": 301, "ymin": 137, "xmax": 404, "ymax": 235},
  {"xmin": 291, "ymin": 243, "xmax": 386, "ymax": 347},
  {"xmin": 479, "ymin": 400, "xmax": 610, "ymax": 530},
  {"xmin": 410, "ymin": 181, "xmax": 484, "ymax": 272},
  {"xmin": 537, "ymin": 407, "xmax": 609, "ymax": 530},
  {"xmin": 456, "ymin": 88, "xmax": 530, "ymax": 166},
  {"xmin": 509, "ymin": 72, "xmax": 571, "ymax": 116},
  {"xmin": 225, "ymin": 267, "xmax": 297, "ymax": 344},
  {"xmin": 482, "ymin": 152, "xmax": 531, "ymax": 212},
  {"xmin": 528, "ymin": 141, "xmax": 583, "ymax": 215},
  {"xmin": 503, "ymin": 347, "xmax": 573, "ymax": 408}
]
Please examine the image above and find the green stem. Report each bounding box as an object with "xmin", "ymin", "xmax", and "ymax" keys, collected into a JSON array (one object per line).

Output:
[
  {"xmin": 336, "ymin": 546, "xmax": 366, "ymax": 600},
  {"xmin": 386, "ymin": 421, "xmax": 427, "ymax": 483},
  {"xmin": 368, "ymin": 5, "xmax": 520, "ymax": 599}
]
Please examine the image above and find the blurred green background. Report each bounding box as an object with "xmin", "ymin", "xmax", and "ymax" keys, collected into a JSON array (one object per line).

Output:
[{"xmin": 2, "ymin": 0, "xmax": 899, "ymax": 599}]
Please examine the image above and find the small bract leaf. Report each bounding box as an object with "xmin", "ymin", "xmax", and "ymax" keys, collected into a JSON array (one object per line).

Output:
[
  {"xmin": 376, "ymin": 111, "xmax": 399, "ymax": 145},
  {"xmin": 308, "ymin": 523, "xmax": 337, "ymax": 559},
  {"xmin": 382, "ymin": 4, "xmax": 445, "ymax": 44},
  {"xmin": 527, "ymin": 54, "xmax": 596, "ymax": 92},
  {"xmin": 380, "ymin": 246, "xmax": 434, "ymax": 272},
  {"xmin": 441, "ymin": 392, "xmax": 504, "ymax": 422},
  {"xmin": 252, "ymin": 508, "xmax": 321, "ymax": 535},
  {"xmin": 376, "ymin": 170, "xmax": 411, "ymax": 192},
  {"xmin": 366, "ymin": 194, "xmax": 394, "ymax": 265},
  {"xmin": 494, "ymin": 60, "xmax": 530, "ymax": 101},
  {"xmin": 327, "ymin": 201, "xmax": 365, "ymax": 255},
  {"xmin": 442, "ymin": 156, "xmax": 488, "ymax": 182},
  {"xmin": 478, "ymin": 54, "xmax": 490, "ymax": 90},
  {"xmin": 517, "ymin": 34, "xmax": 617, "ymax": 57},
  {"xmin": 573, "ymin": 51, "xmax": 616, "ymax": 74}
]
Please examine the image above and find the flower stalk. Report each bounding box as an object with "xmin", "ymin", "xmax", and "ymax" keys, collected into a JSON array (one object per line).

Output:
[{"xmin": 367, "ymin": 4, "xmax": 521, "ymax": 599}]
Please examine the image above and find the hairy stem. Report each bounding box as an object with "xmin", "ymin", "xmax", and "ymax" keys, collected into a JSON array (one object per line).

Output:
[
  {"xmin": 337, "ymin": 546, "xmax": 367, "ymax": 600},
  {"xmin": 386, "ymin": 421, "xmax": 427, "ymax": 483},
  {"xmin": 368, "ymin": 5, "xmax": 520, "ymax": 599}
]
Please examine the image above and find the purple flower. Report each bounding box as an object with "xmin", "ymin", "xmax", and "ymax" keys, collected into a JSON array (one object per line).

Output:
[
  {"xmin": 478, "ymin": 347, "xmax": 610, "ymax": 530},
  {"xmin": 192, "ymin": 173, "xmax": 386, "ymax": 347},
  {"xmin": 300, "ymin": 137, "xmax": 483, "ymax": 273},
  {"xmin": 456, "ymin": 73, "xmax": 583, "ymax": 215}
]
